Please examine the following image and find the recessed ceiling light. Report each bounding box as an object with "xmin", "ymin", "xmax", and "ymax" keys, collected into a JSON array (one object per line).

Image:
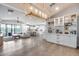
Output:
[
  {"xmin": 42, "ymin": 13, "xmax": 45, "ymax": 17},
  {"xmin": 30, "ymin": 6, "xmax": 33, "ymax": 10},
  {"xmin": 55, "ymin": 7, "xmax": 59, "ymax": 10},
  {"xmin": 35, "ymin": 9, "xmax": 38, "ymax": 14},
  {"xmin": 39, "ymin": 11, "xmax": 42, "ymax": 16},
  {"xmin": 45, "ymin": 14, "xmax": 47, "ymax": 19}
]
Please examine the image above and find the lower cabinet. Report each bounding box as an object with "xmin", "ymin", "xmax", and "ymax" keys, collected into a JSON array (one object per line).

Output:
[
  {"xmin": 58, "ymin": 35, "xmax": 77, "ymax": 48},
  {"xmin": 49, "ymin": 34, "xmax": 58, "ymax": 43},
  {"xmin": 64, "ymin": 35, "xmax": 77, "ymax": 48},
  {"xmin": 44, "ymin": 34, "xmax": 77, "ymax": 48},
  {"xmin": 58, "ymin": 35, "xmax": 64, "ymax": 45}
]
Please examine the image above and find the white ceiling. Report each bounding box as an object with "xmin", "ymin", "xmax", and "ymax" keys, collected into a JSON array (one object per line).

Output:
[{"xmin": 0, "ymin": 3, "xmax": 79, "ymax": 18}]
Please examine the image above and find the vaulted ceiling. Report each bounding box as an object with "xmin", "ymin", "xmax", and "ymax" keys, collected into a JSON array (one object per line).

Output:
[{"xmin": 1, "ymin": 3, "xmax": 77, "ymax": 19}]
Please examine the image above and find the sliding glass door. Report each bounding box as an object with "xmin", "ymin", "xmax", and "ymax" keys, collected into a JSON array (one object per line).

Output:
[
  {"xmin": 15, "ymin": 25, "xmax": 22, "ymax": 34},
  {"xmin": 6, "ymin": 25, "xmax": 12, "ymax": 36}
]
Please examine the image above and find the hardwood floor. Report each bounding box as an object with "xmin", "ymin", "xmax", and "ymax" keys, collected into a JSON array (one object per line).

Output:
[{"xmin": 0, "ymin": 36, "xmax": 79, "ymax": 56}]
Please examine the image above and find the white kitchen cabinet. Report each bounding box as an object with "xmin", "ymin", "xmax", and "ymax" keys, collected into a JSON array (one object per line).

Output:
[
  {"xmin": 44, "ymin": 13, "xmax": 78, "ymax": 48},
  {"xmin": 60, "ymin": 35, "xmax": 70, "ymax": 47},
  {"xmin": 57, "ymin": 35, "xmax": 76, "ymax": 48},
  {"xmin": 59, "ymin": 17, "xmax": 64, "ymax": 26},
  {"xmin": 68, "ymin": 35, "xmax": 77, "ymax": 48},
  {"xmin": 54, "ymin": 17, "xmax": 64, "ymax": 26},
  {"xmin": 54, "ymin": 18, "xmax": 59, "ymax": 26},
  {"xmin": 58, "ymin": 35, "xmax": 64, "ymax": 45},
  {"xmin": 45, "ymin": 34, "xmax": 58, "ymax": 44},
  {"xmin": 49, "ymin": 34, "xmax": 58, "ymax": 43},
  {"xmin": 64, "ymin": 16, "xmax": 71, "ymax": 23},
  {"xmin": 44, "ymin": 34, "xmax": 77, "ymax": 48}
]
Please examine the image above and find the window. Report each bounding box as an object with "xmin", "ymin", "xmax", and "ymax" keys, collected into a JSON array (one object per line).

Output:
[
  {"xmin": 15, "ymin": 25, "xmax": 21, "ymax": 34},
  {"xmin": 0, "ymin": 24, "xmax": 22, "ymax": 36},
  {"xmin": 6, "ymin": 24, "xmax": 12, "ymax": 36},
  {"xmin": 1, "ymin": 24, "xmax": 6, "ymax": 36}
]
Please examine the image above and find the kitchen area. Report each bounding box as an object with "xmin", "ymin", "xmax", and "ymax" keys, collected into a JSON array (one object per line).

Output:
[{"xmin": 43, "ymin": 13, "xmax": 78, "ymax": 48}]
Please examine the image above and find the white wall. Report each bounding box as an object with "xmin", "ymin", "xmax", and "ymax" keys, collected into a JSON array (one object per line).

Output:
[{"xmin": 0, "ymin": 5, "xmax": 26, "ymax": 23}]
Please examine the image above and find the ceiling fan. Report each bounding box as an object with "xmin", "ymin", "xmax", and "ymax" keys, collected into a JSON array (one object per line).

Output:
[
  {"xmin": 25, "ymin": 12, "xmax": 45, "ymax": 19},
  {"xmin": 25, "ymin": 12, "xmax": 33, "ymax": 16}
]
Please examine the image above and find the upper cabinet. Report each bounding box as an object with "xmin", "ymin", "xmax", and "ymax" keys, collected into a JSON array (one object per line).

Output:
[
  {"xmin": 54, "ymin": 17, "xmax": 64, "ymax": 26},
  {"xmin": 59, "ymin": 17, "xmax": 64, "ymax": 26},
  {"xmin": 54, "ymin": 18, "xmax": 59, "ymax": 26},
  {"xmin": 46, "ymin": 13, "xmax": 77, "ymax": 35},
  {"xmin": 64, "ymin": 16, "xmax": 71, "ymax": 23}
]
